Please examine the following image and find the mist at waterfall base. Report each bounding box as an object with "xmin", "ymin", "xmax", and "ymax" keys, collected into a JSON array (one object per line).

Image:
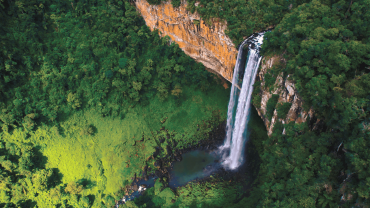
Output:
[{"xmin": 116, "ymin": 32, "xmax": 265, "ymax": 206}]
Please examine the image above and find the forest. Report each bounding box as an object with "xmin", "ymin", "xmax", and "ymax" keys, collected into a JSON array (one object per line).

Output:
[
  {"xmin": 1, "ymin": 0, "xmax": 370, "ymax": 207},
  {"xmin": 0, "ymin": 0, "xmax": 233, "ymax": 207},
  {"xmin": 171, "ymin": 0, "xmax": 370, "ymax": 207}
]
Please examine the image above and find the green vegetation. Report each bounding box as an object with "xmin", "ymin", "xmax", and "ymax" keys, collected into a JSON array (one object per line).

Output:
[
  {"xmin": 151, "ymin": 0, "xmax": 312, "ymax": 45},
  {"xmin": 252, "ymin": 81, "xmax": 262, "ymax": 109},
  {"xmin": 0, "ymin": 0, "xmax": 215, "ymax": 130},
  {"xmin": 255, "ymin": 0, "xmax": 370, "ymax": 206},
  {"xmin": 145, "ymin": 0, "xmax": 370, "ymax": 206},
  {"xmin": 171, "ymin": 0, "xmax": 182, "ymax": 8},
  {"xmin": 131, "ymin": 179, "xmax": 244, "ymax": 208},
  {"xmin": 276, "ymin": 102, "xmax": 292, "ymax": 119},
  {"xmin": 0, "ymin": 0, "xmax": 230, "ymax": 207},
  {"xmin": 193, "ymin": 19, "xmax": 200, "ymax": 26},
  {"xmin": 266, "ymin": 94, "xmax": 279, "ymax": 121},
  {"xmin": 1, "ymin": 0, "xmax": 369, "ymax": 207}
]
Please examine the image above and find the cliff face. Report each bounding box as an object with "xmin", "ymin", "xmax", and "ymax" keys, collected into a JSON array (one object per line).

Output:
[
  {"xmin": 134, "ymin": 0, "xmax": 316, "ymax": 135},
  {"xmin": 134, "ymin": 0, "xmax": 238, "ymax": 82},
  {"xmin": 254, "ymin": 55, "xmax": 318, "ymax": 136}
]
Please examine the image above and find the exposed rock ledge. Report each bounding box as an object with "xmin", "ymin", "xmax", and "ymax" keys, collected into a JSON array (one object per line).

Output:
[
  {"xmin": 254, "ymin": 55, "xmax": 319, "ymax": 136},
  {"xmin": 134, "ymin": 0, "xmax": 238, "ymax": 82}
]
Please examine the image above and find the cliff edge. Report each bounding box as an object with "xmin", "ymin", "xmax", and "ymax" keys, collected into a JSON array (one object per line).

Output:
[{"xmin": 135, "ymin": 0, "xmax": 238, "ymax": 82}]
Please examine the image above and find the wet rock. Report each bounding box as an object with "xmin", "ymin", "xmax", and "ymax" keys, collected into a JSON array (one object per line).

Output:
[
  {"xmin": 154, "ymin": 160, "xmax": 162, "ymax": 168},
  {"xmin": 153, "ymin": 147, "xmax": 160, "ymax": 157},
  {"xmin": 166, "ymin": 145, "xmax": 172, "ymax": 155},
  {"xmin": 155, "ymin": 170, "xmax": 162, "ymax": 177},
  {"xmin": 175, "ymin": 154, "xmax": 182, "ymax": 162},
  {"xmin": 173, "ymin": 140, "xmax": 178, "ymax": 147},
  {"xmin": 132, "ymin": 184, "xmax": 138, "ymax": 191}
]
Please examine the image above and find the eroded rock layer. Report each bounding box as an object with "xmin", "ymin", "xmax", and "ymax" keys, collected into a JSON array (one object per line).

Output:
[
  {"xmin": 135, "ymin": 0, "xmax": 238, "ymax": 82},
  {"xmin": 255, "ymin": 55, "xmax": 318, "ymax": 136}
]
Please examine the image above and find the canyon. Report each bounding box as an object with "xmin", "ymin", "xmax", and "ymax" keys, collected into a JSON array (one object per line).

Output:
[{"xmin": 134, "ymin": 0, "xmax": 316, "ymax": 134}]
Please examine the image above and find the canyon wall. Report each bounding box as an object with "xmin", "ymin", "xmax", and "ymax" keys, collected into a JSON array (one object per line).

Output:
[
  {"xmin": 134, "ymin": 0, "xmax": 318, "ymax": 135},
  {"xmin": 134, "ymin": 0, "xmax": 237, "ymax": 82},
  {"xmin": 255, "ymin": 55, "xmax": 319, "ymax": 136}
]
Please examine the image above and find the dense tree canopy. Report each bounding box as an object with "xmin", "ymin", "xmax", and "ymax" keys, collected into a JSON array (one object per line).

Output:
[
  {"xmin": 1, "ymin": 0, "xmax": 369, "ymax": 207},
  {"xmin": 0, "ymin": 0, "xmax": 226, "ymax": 207}
]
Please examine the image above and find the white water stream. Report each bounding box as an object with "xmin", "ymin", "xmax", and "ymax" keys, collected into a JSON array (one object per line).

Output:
[{"xmin": 220, "ymin": 32, "xmax": 265, "ymax": 170}]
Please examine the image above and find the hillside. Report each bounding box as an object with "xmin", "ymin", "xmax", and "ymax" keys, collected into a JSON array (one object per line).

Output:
[{"xmin": 0, "ymin": 0, "xmax": 370, "ymax": 207}]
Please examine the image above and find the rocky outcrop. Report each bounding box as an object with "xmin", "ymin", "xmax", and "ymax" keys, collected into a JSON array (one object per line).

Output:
[
  {"xmin": 254, "ymin": 55, "xmax": 317, "ymax": 136},
  {"xmin": 134, "ymin": 0, "xmax": 238, "ymax": 82}
]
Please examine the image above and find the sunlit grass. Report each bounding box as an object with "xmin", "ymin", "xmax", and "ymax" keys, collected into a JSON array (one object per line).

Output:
[{"xmin": 0, "ymin": 83, "xmax": 229, "ymax": 206}]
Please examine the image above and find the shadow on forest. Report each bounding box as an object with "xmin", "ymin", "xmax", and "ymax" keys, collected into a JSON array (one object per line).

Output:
[
  {"xmin": 20, "ymin": 199, "xmax": 37, "ymax": 208},
  {"xmin": 87, "ymin": 194, "xmax": 96, "ymax": 206},
  {"xmin": 49, "ymin": 168, "xmax": 64, "ymax": 188},
  {"xmin": 77, "ymin": 178, "xmax": 97, "ymax": 189},
  {"xmin": 32, "ymin": 146, "xmax": 48, "ymax": 169}
]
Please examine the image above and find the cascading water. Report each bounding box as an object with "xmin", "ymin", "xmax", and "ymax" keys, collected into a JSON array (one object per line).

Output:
[
  {"xmin": 117, "ymin": 31, "xmax": 267, "ymax": 207},
  {"xmin": 220, "ymin": 32, "xmax": 265, "ymax": 170}
]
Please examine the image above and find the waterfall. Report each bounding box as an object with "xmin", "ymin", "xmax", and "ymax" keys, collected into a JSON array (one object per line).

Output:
[{"xmin": 220, "ymin": 32, "xmax": 265, "ymax": 170}]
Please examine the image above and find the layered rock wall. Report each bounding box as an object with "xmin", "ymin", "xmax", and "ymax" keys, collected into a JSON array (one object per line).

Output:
[
  {"xmin": 134, "ymin": 0, "xmax": 316, "ymax": 135},
  {"xmin": 134, "ymin": 0, "xmax": 238, "ymax": 82},
  {"xmin": 255, "ymin": 55, "xmax": 317, "ymax": 136}
]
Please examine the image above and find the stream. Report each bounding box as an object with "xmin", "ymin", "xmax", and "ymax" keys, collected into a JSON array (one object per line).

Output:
[{"xmin": 116, "ymin": 149, "xmax": 223, "ymax": 207}]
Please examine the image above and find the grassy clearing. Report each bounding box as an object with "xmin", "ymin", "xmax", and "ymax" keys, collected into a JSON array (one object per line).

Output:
[{"xmin": 1, "ymin": 84, "xmax": 229, "ymax": 206}]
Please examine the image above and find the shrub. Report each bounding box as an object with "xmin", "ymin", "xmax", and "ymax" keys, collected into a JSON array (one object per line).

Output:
[
  {"xmin": 252, "ymin": 81, "xmax": 262, "ymax": 109},
  {"xmin": 64, "ymin": 182, "xmax": 84, "ymax": 195},
  {"xmin": 264, "ymin": 72, "xmax": 275, "ymax": 91},
  {"xmin": 266, "ymin": 94, "xmax": 279, "ymax": 121},
  {"xmin": 172, "ymin": 0, "xmax": 181, "ymax": 7},
  {"xmin": 80, "ymin": 124, "xmax": 95, "ymax": 136},
  {"xmin": 276, "ymin": 102, "xmax": 292, "ymax": 119}
]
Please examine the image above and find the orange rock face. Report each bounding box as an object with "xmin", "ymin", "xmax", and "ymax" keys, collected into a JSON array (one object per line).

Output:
[{"xmin": 135, "ymin": 0, "xmax": 238, "ymax": 82}]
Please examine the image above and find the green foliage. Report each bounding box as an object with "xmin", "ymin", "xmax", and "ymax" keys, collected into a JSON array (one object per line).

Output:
[
  {"xmin": 259, "ymin": 1, "xmax": 370, "ymax": 205},
  {"xmin": 135, "ymin": 179, "xmax": 244, "ymax": 208},
  {"xmin": 158, "ymin": 187, "xmax": 176, "ymax": 204},
  {"xmin": 276, "ymin": 102, "xmax": 292, "ymax": 119},
  {"xmin": 252, "ymin": 94, "xmax": 262, "ymax": 109},
  {"xmin": 124, "ymin": 201, "xmax": 139, "ymax": 208},
  {"xmin": 252, "ymin": 81, "xmax": 262, "ymax": 109},
  {"xmin": 0, "ymin": 0, "xmax": 230, "ymax": 207},
  {"xmin": 148, "ymin": 0, "xmax": 312, "ymax": 46},
  {"xmin": 264, "ymin": 72, "xmax": 276, "ymax": 91},
  {"xmin": 0, "ymin": 0, "xmax": 216, "ymax": 129},
  {"xmin": 1, "ymin": 0, "xmax": 369, "ymax": 207},
  {"xmin": 266, "ymin": 94, "xmax": 279, "ymax": 121},
  {"xmin": 147, "ymin": 0, "xmax": 162, "ymax": 5},
  {"xmin": 154, "ymin": 180, "xmax": 164, "ymax": 195},
  {"xmin": 65, "ymin": 181, "xmax": 84, "ymax": 195},
  {"xmin": 263, "ymin": 61, "xmax": 285, "ymax": 92},
  {"xmin": 80, "ymin": 124, "xmax": 95, "ymax": 136},
  {"xmin": 172, "ymin": 0, "xmax": 182, "ymax": 7}
]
